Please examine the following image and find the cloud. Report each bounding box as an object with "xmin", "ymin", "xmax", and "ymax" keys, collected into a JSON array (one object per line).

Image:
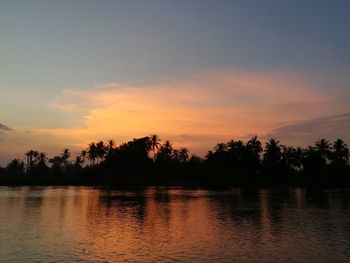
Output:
[
  {"xmin": 1, "ymin": 68, "xmax": 348, "ymax": 166},
  {"xmin": 34, "ymin": 68, "xmax": 350, "ymax": 154},
  {"xmin": 0, "ymin": 123, "xmax": 12, "ymax": 132},
  {"xmin": 270, "ymin": 113, "xmax": 350, "ymax": 146}
]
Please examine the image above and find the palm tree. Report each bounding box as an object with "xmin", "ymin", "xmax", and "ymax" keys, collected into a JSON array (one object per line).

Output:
[
  {"xmin": 314, "ymin": 139, "xmax": 332, "ymax": 164},
  {"xmin": 172, "ymin": 149, "xmax": 179, "ymax": 161},
  {"xmin": 281, "ymin": 145, "xmax": 296, "ymax": 170},
  {"xmin": 149, "ymin": 134, "xmax": 161, "ymax": 158},
  {"xmin": 24, "ymin": 150, "xmax": 44, "ymax": 175},
  {"xmin": 246, "ymin": 136, "xmax": 262, "ymax": 168},
  {"xmin": 227, "ymin": 140, "xmax": 245, "ymax": 152},
  {"xmin": 88, "ymin": 142, "xmax": 98, "ymax": 165},
  {"xmin": 155, "ymin": 140, "xmax": 173, "ymax": 163},
  {"xmin": 74, "ymin": 156, "xmax": 83, "ymax": 167},
  {"xmin": 226, "ymin": 140, "xmax": 245, "ymax": 163},
  {"xmin": 61, "ymin": 149, "xmax": 71, "ymax": 162},
  {"xmin": 38, "ymin": 152, "xmax": 48, "ymax": 165},
  {"xmin": 262, "ymin": 138, "xmax": 283, "ymax": 176},
  {"xmin": 107, "ymin": 139, "xmax": 116, "ymax": 154},
  {"xmin": 246, "ymin": 136, "xmax": 262, "ymax": 156},
  {"xmin": 6, "ymin": 159, "xmax": 25, "ymax": 176},
  {"xmin": 292, "ymin": 147, "xmax": 305, "ymax": 171},
  {"xmin": 178, "ymin": 147, "xmax": 189, "ymax": 163},
  {"xmin": 162, "ymin": 140, "xmax": 173, "ymax": 154},
  {"xmin": 263, "ymin": 138, "xmax": 282, "ymax": 164},
  {"xmin": 214, "ymin": 143, "xmax": 227, "ymax": 153},
  {"xmin": 25, "ymin": 150, "xmax": 39, "ymax": 171},
  {"xmin": 80, "ymin": 150, "xmax": 87, "ymax": 163},
  {"xmin": 331, "ymin": 139, "xmax": 349, "ymax": 167},
  {"xmin": 96, "ymin": 141, "xmax": 107, "ymax": 163},
  {"xmin": 33, "ymin": 151, "xmax": 39, "ymax": 161},
  {"xmin": 25, "ymin": 150, "xmax": 35, "ymax": 168}
]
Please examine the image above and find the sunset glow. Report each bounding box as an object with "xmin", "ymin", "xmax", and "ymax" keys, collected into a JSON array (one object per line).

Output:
[
  {"xmin": 2, "ymin": 2, "xmax": 350, "ymax": 262},
  {"xmin": 1, "ymin": 1, "xmax": 350, "ymax": 164}
]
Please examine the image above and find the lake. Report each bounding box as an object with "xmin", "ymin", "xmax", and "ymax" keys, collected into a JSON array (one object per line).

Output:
[{"xmin": 0, "ymin": 187, "xmax": 350, "ymax": 262}]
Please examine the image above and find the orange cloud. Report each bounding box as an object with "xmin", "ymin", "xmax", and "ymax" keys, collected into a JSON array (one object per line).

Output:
[
  {"xmin": 34, "ymin": 69, "xmax": 347, "ymax": 155},
  {"xmin": 3, "ymin": 68, "xmax": 350, "ymax": 166}
]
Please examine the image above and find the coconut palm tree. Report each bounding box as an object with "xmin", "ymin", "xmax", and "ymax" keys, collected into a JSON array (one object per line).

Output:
[
  {"xmin": 314, "ymin": 139, "xmax": 332, "ymax": 164},
  {"xmin": 25, "ymin": 150, "xmax": 40, "ymax": 172},
  {"xmin": 178, "ymin": 147, "xmax": 189, "ymax": 163},
  {"xmin": 96, "ymin": 141, "xmax": 107, "ymax": 163},
  {"xmin": 6, "ymin": 159, "xmax": 25, "ymax": 176},
  {"xmin": 246, "ymin": 136, "xmax": 262, "ymax": 156},
  {"xmin": 80, "ymin": 150, "xmax": 87, "ymax": 163},
  {"xmin": 149, "ymin": 134, "xmax": 161, "ymax": 157},
  {"xmin": 331, "ymin": 139, "xmax": 349, "ymax": 167},
  {"xmin": 291, "ymin": 147, "xmax": 305, "ymax": 171},
  {"xmin": 227, "ymin": 140, "xmax": 245, "ymax": 154},
  {"xmin": 214, "ymin": 143, "xmax": 227, "ymax": 153},
  {"xmin": 226, "ymin": 140, "xmax": 246, "ymax": 166},
  {"xmin": 32, "ymin": 150, "xmax": 39, "ymax": 165},
  {"xmin": 281, "ymin": 145, "xmax": 296, "ymax": 170},
  {"xmin": 155, "ymin": 140, "xmax": 173, "ymax": 163},
  {"xmin": 88, "ymin": 142, "xmax": 98, "ymax": 165},
  {"xmin": 61, "ymin": 149, "xmax": 71, "ymax": 163},
  {"xmin": 107, "ymin": 139, "xmax": 116, "ymax": 155},
  {"xmin": 38, "ymin": 152, "xmax": 48, "ymax": 166},
  {"xmin": 74, "ymin": 156, "xmax": 84, "ymax": 167},
  {"xmin": 262, "ymin": 138, "xmax": 283, "ymax": 176},
  {"xmin": 263, "ymin": 138, "xmax": 282, "ymax": 164},
  {"xmin": 25, "ymin": 150, "xmax": 35, "ymax": 168},
  {"xmin": 246, "ymin": 136, "xmax": 262, "ymax": 173}
]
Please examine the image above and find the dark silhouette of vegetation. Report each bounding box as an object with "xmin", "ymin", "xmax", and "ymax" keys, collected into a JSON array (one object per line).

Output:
[{"xmin": 1, "ymin": 135, "xmax": 350, "ymax": 187}]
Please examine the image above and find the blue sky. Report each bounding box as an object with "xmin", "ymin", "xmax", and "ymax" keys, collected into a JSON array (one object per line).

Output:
[{"xmin": 1, "ymin": 0, "xmax": 350, "ymax": 164}]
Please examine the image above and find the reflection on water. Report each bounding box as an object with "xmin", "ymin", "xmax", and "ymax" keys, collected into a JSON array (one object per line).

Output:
[{"xmin": 1, "ymin": 187, "xmax": 350, "ymax": 262}]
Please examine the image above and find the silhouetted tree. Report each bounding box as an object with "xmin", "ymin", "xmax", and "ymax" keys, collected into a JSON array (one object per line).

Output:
[
  {"xmin": 226, "ymin": 140, "xmax": 246, "ymax": 175},
  {"xmin": 74, "ymin": 156, "xmax": 83, "ymax": 166},
  {"xmin": 263, "ymin": 138, "xmax": 282, "ymax": 175},
  {"xmin": 149, "ymin": 134, "xmax": 161, "ymax": 158},
  {"xmin": 314, "ymin": 139, "xmax": 332, "ymax": 166},
  {"xmin": 49, "ymin": 156, "xmax": 64, "ymax": 177},
  {"xmin": 246, "ymin": 136, "xmax": 262, "ymax": 175},
  {"xmin": 6, "ymin": 159, "xmax": 25, "ymax": 176},
  {"xmin": 2, "ymin": 135, "xmax": 350, "ymax": 186},
  {"xmin": 96, "ymin": 141, "xmax": 107, "ymax": 163},
  {"xmin": 88, "ymin": 142, "xmax": 98, "ymax": 165},
  {"xmin": 247, "ymin": 136, "xmax": 262, "ymax": 156},
  {"xmin": 178, "ymin": 147, "xmax": 189, "ymax": 163},
  {"xmin": 38, "ymin": 152, "xmax": 48, "ymax": 165},
  {"xmin": 155, "ymin": 140, "xmax": 174, "ymax": 164},
  {"xmin": 25, "ymin": 150, "xmax": 45, "ymax": 175},
  {"xmin": 25, "ymin": 150, "xmax": 35, "ymax": 171},
  {"xmin": 48, "ymin": 149, "xmax": 71, "ymax": 176},
  {"xmin": 61, "ymin": 149, "xmax": 70, "ymax": 163},
  {"xmin": 215, "ymin": 143, "xmax": 227, "ymax": 152},
  {"xmin": 330, "ymin": 139, "xmax": 349, "ymax": 174},
  {"xmin": 105, "ymin": 136, "xmax": 152, "ymax": 172},
  {"xmin": 81, "ymin": 150, "xmax": 87, "ymax": 164},
  {"xmin": 107, "ymin": 139, "xmax": 116, "ymax": 155},
  {"xmin": 281, "ymin": 146, "xmax": 296, "ymax": 170}
]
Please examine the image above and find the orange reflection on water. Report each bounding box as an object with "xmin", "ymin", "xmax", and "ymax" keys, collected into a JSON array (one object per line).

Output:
[{"xmin": 1, "ymin": 187, "xmax": 350, "ymax": 262}]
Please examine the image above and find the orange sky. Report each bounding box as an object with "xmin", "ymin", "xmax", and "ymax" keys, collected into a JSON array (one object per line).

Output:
[{"xmin": 1, "ymin": 68, "xmax": 350, "ymax": 164}]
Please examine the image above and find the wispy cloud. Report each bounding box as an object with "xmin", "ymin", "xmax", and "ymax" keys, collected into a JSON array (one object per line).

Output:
[
  {"xmin": 0, "ymin": 123, "xmax": 12, "ymax": 132},
  {"xmin": 270, "ymin": 113, "xmax": 350, "ymax": 146},
  {"xmin": 26, "ymin": 68, "xmax": 349, "ymax": 155}
]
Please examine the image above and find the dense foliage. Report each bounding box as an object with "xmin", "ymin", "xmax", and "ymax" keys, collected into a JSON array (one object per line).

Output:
[{"xmin": 1, "ymin": 135, "xmax": 349, "ymax": 186}]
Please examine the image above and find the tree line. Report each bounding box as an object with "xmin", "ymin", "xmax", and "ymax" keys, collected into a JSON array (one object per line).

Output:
[{"xmin": 0, "ymin": 135, "xmax": 349, "ymax": 186}]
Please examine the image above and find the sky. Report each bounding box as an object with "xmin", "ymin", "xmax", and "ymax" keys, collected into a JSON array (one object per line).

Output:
[{"xmin": 1, "ymin": 0, "xmax": 350, "ymax": 164}]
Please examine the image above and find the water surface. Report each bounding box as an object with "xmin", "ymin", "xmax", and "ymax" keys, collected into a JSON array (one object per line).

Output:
[{"xmin": 0, "ymin": 187, "xmax": 350, "ymax": 262}]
